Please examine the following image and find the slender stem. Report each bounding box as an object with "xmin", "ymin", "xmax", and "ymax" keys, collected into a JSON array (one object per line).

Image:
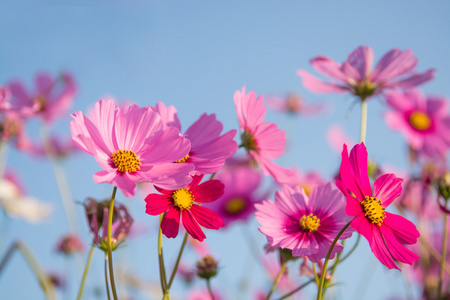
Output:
[
  {"xmin": 277, "ymin": 279, "xmax": 314, "ymax": 300},
  {"xmin": 158, "ymin": 214, "xmax": 167, "ymax": 295},
  {"xmin": 419, "ymin": 235, "xmax": 450, "ymax": 274},
  {"xmin": 0, "ymin": 242, "xmax": 56, "ymax": 300},
  {"xmin": 104, "ymin": 253, "xmax": 112, "ymax": 300},
  {"xmin": 438, "ymin": 213, "xmax": 448, "ymax": 300},
  {"xmin": 167, "ymin": 232, "xmax": 189, "ymax": 289},
  {"xmin": 107, "ymin": 187, "xmax": 118, "ymax": 300},
  {"xmin": 206, "ymin": 278, "xmax": 215, "ymax": 300},
  {"xmin": 0, "ymin": 139, "xmax": 8, "ymax": 178},
  {"xmin": 265, "ymin": 261, "xmax": 287, "ymax": 300},
  {"xmin": 312, "ymin": 263, "xmax": 320, "ymax": 286},
  {"xmin": 77, "ymin": 244, "xmax": 95, "ymax": 300},
  {"xmin": 359, "ymin": 99, "xmax": 367, "ymax": 143},
  {"xmin": 317, "ymin": 220, "xmax": 353, "ymax": 300}
]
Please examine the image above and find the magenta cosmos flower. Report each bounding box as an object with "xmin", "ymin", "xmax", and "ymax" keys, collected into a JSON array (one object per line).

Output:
[
  {"xmin": 234, "ymin": 86, "xmax": 293, "ymax": 184},
  {"xmin": 297, "ymin": 46, "xmax": 434, "ymax": 99},
  {"xmin": 152, "ymin": 102, "xmax": 238, "ymax": 175},
  {"xmin": 70, "ymin": 100, "xmax": 194, "ymax": 197},
  {"xmin": 336, "ymin": 143, "xmax": 420, "ymax": 270},
  {"xmin": 8, "ymin": 71, "xmax": 76, "ymax": 123},
  {"xmin": 385, "ymin": 90, "xmax": 450, "ymax": 159},
  {"xmin": 145, "ymin": 175, "xmax": 224, "ymax": 241},
  {"xmin": 255, "ymin": 183, "xmax": 352, "ymax": 262}
]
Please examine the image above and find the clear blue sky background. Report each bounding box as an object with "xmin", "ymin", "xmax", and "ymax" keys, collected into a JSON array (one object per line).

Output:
[{"xmin": 1, "ymin": 1, "xmax": 449, "ymax": 299}]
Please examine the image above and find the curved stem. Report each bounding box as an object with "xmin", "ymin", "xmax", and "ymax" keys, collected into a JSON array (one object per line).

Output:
[
  {"xmin": 359, "ymin": 99, "xmax": 367, "ymax": 143},
  {"xmin": 167, "ymin": 232, "xmax": 188, "ymax": 289},
  {"xmin": 312, "ymin": 263, "xmax": 320, "ymax": 286},
  {"xmin": 206, "ymin": 278, "xmax": 215, "ymax": 300},
  {"xmin": 265, "ymin": 261, "xmax": 287, "ymax": 300},
  {"xmin": 158, "ymin": 214, "xmax": 167, "ymax": 295},
  {"xmin": 77, "ymin": 244, "xmax": 95, "ymax": 300},
  {"xmin": 104, "ymin": 253, "xmax": 112, "ymax": 300},
  {"xmin": 317, "ymin": 220, "xmax": 353, "ymax": 300},
  {"xmin": 107, "ymin": 187, "xmax": 118, "ymax": 300},
  {"xmin": 277, "ymin": 279, "xmax": 314, "ymax": 300},
  {"xmin": 438, "ymin": 213, "xmax": 448, "ymax": 300}
]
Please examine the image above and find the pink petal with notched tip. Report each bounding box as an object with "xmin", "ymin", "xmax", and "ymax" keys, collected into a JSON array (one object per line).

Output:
[
  {"xmin": 234, "ymin": 86, "xmax": 266, "ymax": 131},
  {"xmin": 296, "ymin": 70, "xmax": 347, "ymax": 93},
  {"xmin": 253, "ymin": 122, "xmax": 286, "ymax": 159},
  {"xmin": 144, "ymin": 194, "xmax": 172, "ymax": 215},
  {"xmin": 191, "ymin": 180, "xmax": 224, "ymax": 203},
  {"xmin": 380, "ymin": 225, "xmax": 420, "ymax": 265},
  {"xmin": 189, "ymin": 205, "xmax": 224, "ymax": 229},
  {"xmin": 151, "ymin": 101, "xmax": 182, "ymax": 131},
  {"xmin": 254, "ymin": 152, "xmax": 294, "ymax": 185},
  {"xmin": 383, "ymin": 212, "xmax": 420, "ymax": 245},
  {"xmin": 347, "ymin": 46, "xmax": 374, "ymax": 79},
  {"xmin": 371, "ymin": 49, "xmax": 418, "ymax": 82},
  {"xmin": 373, "ymin": 174, "xmax": 403, "ymax": 207},
  {"xmin": 310, "ymin": 56, "xmax": 348, "ymax": 81},
  {"xmin": 161, "ymin": 208, "xmax": 181, "ymax": 238},
  {"xmin": 182, "ymin": 209, "xmax": 206, "ymax": 242}
]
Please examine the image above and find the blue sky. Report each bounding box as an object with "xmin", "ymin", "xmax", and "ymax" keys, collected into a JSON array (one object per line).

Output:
[{"xmin": 0, "ymin": 1, "xmax": 449, "ymax": 299}]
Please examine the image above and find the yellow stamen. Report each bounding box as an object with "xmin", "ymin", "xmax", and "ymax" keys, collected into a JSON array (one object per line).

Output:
[
  {"xmin": 300, "ymin": 185, "xmax": 312, "ymax": 197},
  {"xmin": 174, "ymin": 153, "xmax": 190, "ymax": 163},
  {"xmin": 361, "ymin": 196, "xmax": 386, "ymax": 226},
  {"xmin": 409, "ymin": 111, "xmax": 431, "ymax": 131},
  {"xmin": 173, "ymin": 188, "xmax": 194, "ymax": 210},
  {"xmin": 225, "ymin": 198, "xmax": 246, "ymax": 214},
  {"xmin": 111, "ymin": 149, "xmax": 141, "ymax": 173},
  {"xmin": 300, "ymin": 213, "xmax": 320, "ymax": 232}
]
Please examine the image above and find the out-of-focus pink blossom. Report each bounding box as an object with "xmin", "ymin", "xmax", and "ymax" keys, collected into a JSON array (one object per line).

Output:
[
  {"xmin": 326, "ymin": 124, "xmax": 355, "ymax": 153},
  {"xmin": 28, "ymin": 133, "xmax": 79, "ymax": 159},
  {"xmin": 186, "ymin": 289, "xmax": 222, "ymax": 300},
  {"xmin": 297, "ymin": 46, "xmax": 434, "ymax": 99},
  {"xmin": 266, "ymin": 94, "xmax": 324, "ymax": 116},
  {"xmin": 385, "ymin": 90, "xmax": 450, "ymax": 160},
  {"xmin": 55, "ymin": 234, "xmax": 84, "ymax": 255},
  {"xmin": 285, "ymin": 168, "xmax": 325, "ymax": 196}
]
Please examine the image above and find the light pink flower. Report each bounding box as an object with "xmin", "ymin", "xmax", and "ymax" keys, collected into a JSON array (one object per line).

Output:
[
  {"xmin": 336, "ymin": 143, "xmax": 420, "ymax": 270},
  {"xmin": 385, "ymin": 90, "xmax": 450, "ymax": 159},
  {"xmin": 285, "ymin": 168, "xmax": 325, "ymax": 196},
  {"xmin": 255, "ymin": 183, "xmax": 352, "ymax": 262},
  {"xmin": 205, "ymin": 161, "xmax": 263, "ymax": 227},
  {"xmin": 266, "ymin": 94, "xmax": 324, "ymax": 115},
  {"xmin": 8, "ymin": 71, "xmax": 76, "ymax": 123},
  {"xmin": 70, "ymin": 100, "xmax": 194, "ymax": 197},
  {"xmin": 297, "ymin": 46, "xmax": 434, "ymax": 99},
  {"xmin": 145, "ymin": 175, "xmax": 224, "ymax": 241},
  {"xmin": 152, "ymin": 102, "xmax": 238, "ymax": 175},
  {"xmin": 234, "ymin": 86, "xmax": 293, "ymax": 184},
  {"xmin": 187, "ymin": 289, "xmax": 222, "ymax": 300},
  {"xmin": 326, "ymin": 124, "xmax": 355, "ymax": 153}
]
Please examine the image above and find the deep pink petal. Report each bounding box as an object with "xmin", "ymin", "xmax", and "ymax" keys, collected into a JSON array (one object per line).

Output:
[
  {"xmin": 345, "ymin": 195, "xmax": 364, "ymax": 216},
  {"xmin": 383, "ymin": 212, "xmax": 420, "ymax": 245},
  {"xmin": 380, "ymin": 225, "xmax": 420, "ymax": 265},
  {"xmin": 296, "ymin": 70, "xmax": 347, "ymax": 93},
  {"xmin": 189, "ymin": 205, "xmax": 224, "ymax": 229},
  {"xmin": 145, "ymin": 194, "xmax": 172, "ymax": 215},
  {"xmin": 191, "ymin": 180, "xmax": 224, "ymax": 203},
  {"xmin": 373, "ymin": 174, "xmax": 403, "ymax": 207},
  {"xmin": 348, "ymin": 143, "xmax": 372, "ymax": 197},
  {"xmin": 182, "ymin": 209, "xmax": 206, "ymax": 242},
  {"xmin": 161, "ymin": 208, "xmax": 181, "ymax": 239},
  {"xmin": 371, "ymin": 226, "xmax": 399, "ymax": 270}
]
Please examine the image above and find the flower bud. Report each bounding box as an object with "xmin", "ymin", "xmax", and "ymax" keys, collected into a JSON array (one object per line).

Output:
[
  {"xmin": 196, "ymin": 255, "xmax": 218, "ymax": 280},
  {"xmin": 438, "ymin": 171, "xmax": 450, "ymax": 201},
  {"xmin": 55, "ymin": 234, "xmax": 84, "ymax": 255}
]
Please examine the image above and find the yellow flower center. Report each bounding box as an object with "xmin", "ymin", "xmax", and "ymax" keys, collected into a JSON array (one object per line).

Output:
[
  {"xmin": 361, "ymin": 196, "xmax": 386, "ymax": 226},
  {"xmin": 173, "ymin": 188, "xmax": 194, "ymax": 210},
  {"xmin": 111, "ymin": 150, "xmax": 141, "ymax": 173},
  {"xmin": 174, "ymin": 153, "xmax": 190, "ymax": 163},
  {"xmin": 353, "ymin": 79, "xmax": 376, "ymax": 99},
  {"xmin": 300, "ymin": 184, "xmax": 312, "ymax": 197},
  {"xmin": 225, "ymin": 197, "xmax": 246, "ymax": 214},
  {"xmin": 300, "ymin": 213, "xmax": 320, "ymax": 232},
  {"xmin": 240, "ymin": 130, "xmax": 258, "ymax": 152},
  {"xmin": 409, "ymin": 111, "xmax": 431, "ymax": 131}
]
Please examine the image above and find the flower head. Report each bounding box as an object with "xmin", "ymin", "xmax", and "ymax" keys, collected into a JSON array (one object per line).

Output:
[
  {"xmin": 145, "ymin": 175, "xmax": 224, "ymax": 241},
  {"xmin": 297, "ymin": 46, "xmax": 434, "ymax": 99},
  {"xmin": 152, "ymin": 102, "xmax": 238, "ymax": 175},
  {"xmin": 234, "ymin": 86, "xmax": 293, "ymax": 184},
  {"xmin": 385, "ymin": 90, "xmax": 450, "ymax": 160},
  {"xmin": 196, "ymin": 255, "xmax": 218, "ymax": 280},
  {"xmin": 266, "ymin": 94, "xmax": 324, "ymax": 116},
  {"xmin": 336, "ymin": 143, "xmax": 420, "ymax": 270},
  {"xmin": 70, "ymin": 100, "xmax": 194, "ymax": 197},
  {"xmin": 84, "ymin": 198, "xmax": 133, "ymax": 251},
  {"xmin": 55, "ymin": 234, "xmax": 84, "ymax": 255},
  {"xmin": 255, "ymin": 183, "xmax": 352, "ymax": 262}
]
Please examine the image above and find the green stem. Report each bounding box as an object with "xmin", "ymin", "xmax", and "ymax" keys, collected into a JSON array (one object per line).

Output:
[
  {"xmin": 167, "ymin": 232, "xmax": 189, "ymax": 290},
  {"xmin": 107, "ymin": 187, "xmax": 118, "ymax": 300},
  {"xmin": 77, "ymin": 244, "xmax": 95, "ymax": 300},
  {"xmin": 317, "ymin": 220, "xmax": 353, "ymax": 300},
  {"xmin": 312, "ymin": 263, "xmax": 320, "ymax": 286},
  {"xmin": 360, "ymin": 99, "xmax": 367, "ymax": 143},
  {"xmin": 265, "ymin": 261, "xmax": 287, "ymax": 300},
  {"xmin": 206, "ymin": 278, "xmax": 215, "ymax": 300},
  {"xmin": 0, "ymin": 241, "xmax": 56, "ymax": 300},
  {"xmin": 104, "ymin": 253, "xmax": 112, "ymax": 300},
  {"xmin": 438, "ymin": 213, "xmax": 448, "ymax": 300},
  {"xmin": 277, "ymin": 279, "xmax": 314, "ymax": 300},
  {"xmin": 158, "ymin": 214, "xmax": 167, "ymax": 295}
]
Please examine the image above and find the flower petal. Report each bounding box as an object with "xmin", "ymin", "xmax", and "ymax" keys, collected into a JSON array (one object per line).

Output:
[
  {"xmin": 296, "ymin": 70, "xmax": 347, "ymax": 93},
  {"xmin": 182, "ymin": 209, "xmax": 206, "ymax": 242},
  {"xmin": 191, "ymin": 180, "xmax": 224, "ymax": 203},
  {"xmin": 145, "ymin": 194, "xmax": 172, "ymax": 215},
  {"xmin": 189, "ymin": 205, "xmax": 224, "ymax": 229},
  {"xmin": 161, "ymin": 208, "xmax": 181, "ymax": 239}
]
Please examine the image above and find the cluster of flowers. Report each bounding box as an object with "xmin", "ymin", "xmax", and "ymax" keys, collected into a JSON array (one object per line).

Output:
[{"xmin": 0, "ymin": 45, "xmax": 449, "ymax": 300}]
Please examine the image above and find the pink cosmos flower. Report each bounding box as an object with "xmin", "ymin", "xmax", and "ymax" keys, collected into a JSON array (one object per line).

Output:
[
  {"xmin": 152, "ymin": 101, "xmax": 238, "ymax": 175},
  {"xmin": 255, "ymin": 183, "xmax": 352, "ymax": 262},
  {"xmin": 70, "ymin": 99, "xmax": 194, "ymax": 197},
  {"xmin": 234, "ymin": 86, "xmax": 293, "ymax": 184},
  {"xmin": 8, "ymin": 71, "xmax": 76, "ymax": 123},
  {"xmin": 286, "ymin": 168, "xmax": 325, "ymax": 196},
  {"xmin": 335, "ymin": 143, "xmax": 420, "ymax": 270},
  {"xmin": 385, "ymin": 90, "xmax": 450, "ymax": 159},
  {"xmin": 205, "ymin": 160, "xmax": 263, "ymax": 227},
  {"xmin": 297, "ymin": 46, "xmax": 434, "ymax": 99},
  {"xmin": 145, "ymin": 175, "xmax": 224, "ymax": 241},
  {"xmin": 266, "ymin": 94, "xmax": 324, "ymax": 116}
]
